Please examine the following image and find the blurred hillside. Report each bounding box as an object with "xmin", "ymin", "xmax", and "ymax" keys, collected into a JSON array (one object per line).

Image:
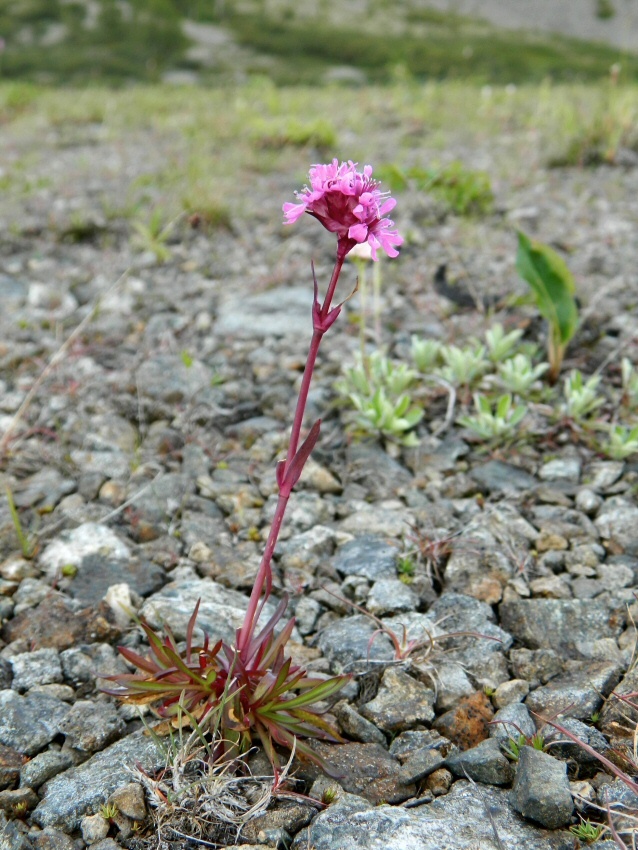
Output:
[{"xmin": 1, "ymin": 0, "xmax": 637, "ymax": 85}]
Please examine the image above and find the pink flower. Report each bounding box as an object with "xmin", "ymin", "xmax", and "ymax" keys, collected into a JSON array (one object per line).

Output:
[{"xmin": 283, "ymin": 160, "xmax": 403, "ymax": 261}]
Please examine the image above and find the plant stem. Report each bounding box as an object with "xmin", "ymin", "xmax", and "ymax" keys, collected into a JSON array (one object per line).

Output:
[{"xmin": 236, "ymin": 249, "xmax": 347, "ymax": 653}]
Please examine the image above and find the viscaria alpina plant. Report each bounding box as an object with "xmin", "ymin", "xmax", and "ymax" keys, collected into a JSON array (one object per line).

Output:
[{"xmin": 104, "ymin": 161, "xmax": 402, "ymax": 777}]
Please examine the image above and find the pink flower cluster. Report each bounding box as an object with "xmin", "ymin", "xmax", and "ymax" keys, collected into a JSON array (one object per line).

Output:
[{"xmin": 283, "ymin": 159, "xmax": 403, "ymax": 261}]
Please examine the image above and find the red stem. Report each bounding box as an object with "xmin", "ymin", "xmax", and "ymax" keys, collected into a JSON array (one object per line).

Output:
[{"xmin": 236, "ymin": 248, "xmax": 347, "ymax": 654}]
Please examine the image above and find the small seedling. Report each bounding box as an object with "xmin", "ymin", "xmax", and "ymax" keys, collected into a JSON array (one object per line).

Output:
[
  {"xmin": 336, "ymin": 351, "xmax": 423, "ymax": 445},
  {"xmin": 349, "ymin": 387, "xmax": 423, "ymax": 446},
  {"xmin": 411, "ymin": 336, "xmax": 442, "ymax": 373},
  {"xmin": 569, "ymin": 819, "xmax": 604, "ymax": 843},
  {"xmin": 397, "ymin": 555, "xmax": 416, "ymax": 583},
  {"xmin": 321, "ymin": 786, "xmax": 339, "ymax": 805},
  {"xmin": 131, "ymin": 209, "xmax": 174, "ymax": 264},
  {"xmin": 100, "ymin": 802, "xmax": 118, "ymax": 821},
  {"xmin": 436, "ymin": 343, "xmax": 489, "ymax": 388},
  {"xmin": 5, "ymin": 486, "xmax": 36, "ymax": 559},
  {"xmin": 484, "ymin": 323, "xmax": 524, "ymax": 363},
  {"xmin": 498, "ymin": 354, "xmax": 549, "ymax": 395},
  {"xmin": 502, "ymin": 731, "xmax": 545, "ymax": 761},
  {"xmin": 457, "ymin": 393, "xmax": 527, "ymax": 441},
  {"xmin": 561, "ymin": 370, "xmax": 604, "ymax": 422},
  {"xmin": 603, "ymin": 424, "xmax": 638, "ymax": 460},
  {"xmin": 515, "ymin": 231, "xmax": 579, "ymax": 383}
]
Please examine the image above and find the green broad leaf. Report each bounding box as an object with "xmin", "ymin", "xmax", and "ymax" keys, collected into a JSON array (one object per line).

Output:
[
  {"xmin": 515, "ymin": 231, "xmax": 578, "ymax": 346},
  {"xmin": 496, "ymin": 394, "xmax": 512, "ymax": 419},
  {"xmin": 403, "ymin": 407, "xmax": 424, "ymax": 428}
]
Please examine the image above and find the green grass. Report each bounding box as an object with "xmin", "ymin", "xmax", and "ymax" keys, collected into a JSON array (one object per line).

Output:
[{"xmin": 1, "ymin": 0, "xmax": 637, "ymax": 86}]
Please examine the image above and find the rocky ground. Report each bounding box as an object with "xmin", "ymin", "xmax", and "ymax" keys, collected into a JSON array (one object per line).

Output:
[{"xmin": 0, "ymin": 84, "xmax": 637, "ymax": 850}]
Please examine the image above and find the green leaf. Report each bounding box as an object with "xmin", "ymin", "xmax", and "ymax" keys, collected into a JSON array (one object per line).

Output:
[{"xmin": 515, "ymin": 231, "xmax": 578, "ymax": 347}]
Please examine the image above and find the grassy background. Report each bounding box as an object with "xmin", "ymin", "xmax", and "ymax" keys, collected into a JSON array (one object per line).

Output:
[{"xmin": 1, "ymin": 0, "xmax": 637, "ymax": 85}]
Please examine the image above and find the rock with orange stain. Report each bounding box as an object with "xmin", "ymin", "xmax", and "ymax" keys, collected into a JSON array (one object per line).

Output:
[{"xmin": 432, "ymin": 691, "xmax": 494, "ymax": 751}]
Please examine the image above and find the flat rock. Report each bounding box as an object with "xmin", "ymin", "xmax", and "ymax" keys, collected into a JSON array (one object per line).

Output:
[
  {"xmin": 291, "ymin": 781, "xmax": 574, "ymax": 849},
  {"xmin": 332, "ymin": 535, "xmax": 399, "ymax": 581},
  {"xmin": 39, "ymin": 524, "xmax": 131, "ymax": 581},
  {"xmin": 2, "ymin": 595, "xmax": 121, "ymax": 651},
  {"xmin": 140, "ymin": 577, "xmax": 279, "ymax": 645},
  {"xmin": 361, "ymin": 667, "xmax": 435, "ymax": 734},
  {"xmin": 32, "ymin": 733, "xmax": 164, "ymax": 831},
  {"xmin": 499, "ymin": 598, "xmax": 624, "ymax": 658},
  {"xmin": 345, "ymin": 443, "xmax": 413, "ymax": 500},
  {"xmin": 311, "ymin": 742, "xmax": 414, "ymax": 805},
  {"xmin": 216, "ymin": 285, "xmax": 312, "ymax": 337},
  {"xmin": 0, "ymin": 691, "xmax": 69, "ymax": 756},
  {"xmin": 64, "ymin": 555, "xmax": 165, "ymax": 605},
  {"xmin": 317, "ymin": 614, "xmax": 394, "ymax": 673},
  {"xmin": 470, "ymin": 461, "xmax": 536, "ymax": 494},
  {"xmin": 525, "ymin": 660, "xmax": 622, "ymax": 721}
]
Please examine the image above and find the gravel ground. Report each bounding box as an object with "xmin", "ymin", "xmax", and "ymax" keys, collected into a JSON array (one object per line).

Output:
[{"xmin": 0, "ymin": 90, "xmax": 637, "ymax": 850}]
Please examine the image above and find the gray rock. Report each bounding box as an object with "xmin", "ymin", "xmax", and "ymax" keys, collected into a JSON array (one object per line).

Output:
[
  {"xmin": 317, "ymin": 614, "xmax": 394, "ymax": 673},
  {"xmin": 367, "ymin": 579, "xmax": 418, "ymax": 616},
  {"xmin": 80, "ymin": 811, "xmax": 110, "ymax": 844},
  {"xmin": 64, "ymin": 555, "xmax": 165, "ymax": 605},
  {"xmin": 0, "ymin": 786, "xmax": 38, "ymax": 816},
  {"xmin": 293, "ymin": 596, "xmax": 322, "ymax": 636},
  {"xmin": 140, "ymin": 577, "xmax": 279, "ymax": 646},
  {"xmin": 361, "ymin": 667, "xmax": 435, "ymax": 734},
  {"xmin": 509, "ymin": 747, "xmax": 573, "ymax": 829},
  {"xmin": 58, "ymin": 700, "xmax": 125, "ymax": 754},
  {"xmin": 20, "ymin": 750, "xmax": 74, "ymax": 790},
  {"xmin": 0, "ymin": 691, "xmax": 69, "ymax": 756},
  {"xmin": 525, "ymin": 661, "xmax": 622, "ymax": 721},
  {"xmin": 339, "ymin": 502, "xmax": 412, "ymax": 538},
  {"xmin": 509, "ymin": 648, "xmax": 564, "ymax": 689},
  {"xmin": 311, "ymin": 742, "xmax": 414, "ymax": 805},
  {"xmin": 291, "ymin": 781, "xmax": 573, "ymax": 849},
  {"xmin": 107, "ymin": 782, "xmax": 146, "ymax": 820},
  {"xmin": 345, "ymin": 443, "xmax": 413, "ymax": 500},
  {"xmin": 333, "ymin": 700, "xmax": 387, "ymax": 745},
  {"xmin": 10, "ymin": 649, "xmax": 63, "ymax": 692},
  {"xmin": 531, "ymin": 506, "xmax": 598, "ymax": 543},
  {"xmin": 575, "ymin": 488, "xmax": 603, "ymax": 516},
  {"xmin": 39, "ymin": 524, "xmax": 131, "ymax": 581},
  {"xmin": 398, "ymin": 748, "xmax": 446, "ymax": 784},
  {"xmin": 60, "ymin": 643, "xmax": 124, "ymax": 689},
  {"xmin": 544, "ymin": 717, "xmax": 610, "ymax": 771},
  {"xmin": 32, "ymin": 827, "xmax": 77, "ymax": 849},
  {"xmin": 70, "ymin": 448, "xmax": 130, "ymax": 480},
  {"xmin": 443, "ymin": 544, "xmax": 515, "ymax": 603},
  {"xmin": 539, "ymin": 457, "xmax": 581, "ymax": 483},
  {"xmin": 489, "ymin": 703, "xmax": 537, "ymax": 742},
  {"xmin": 279, "ymin": 526, "xmax": 336, "ymax": 572},
  {"xmin": 32, "ymin": 733, "xmax": 164, "ymax": 831},
  {"xmin": 427, "ymin": 593, "xmax": 512, "ymax": 687},
  {"xmin": 389, "ymin": 729, "xmax": 450, "ymax": 763},
  {"xmin": 11, "ymin": 469, "xmax": 75, "ymax": 511},
  {"xmin": 499, "ymin": 599, "xmax": 624, "ymax": 658},
  {"xmin": 470, "ymin": 461, "xmax": 537, "ymax": 494},
  {"xmin": 429, "ymin": 661, "xmax": 475, "ymax": 712},
  {"xmin": 585, "ymin": 461, "xmax": 625, "ymax": 492},
  {"xmin": 216, "ymin": 285, "xmax": 312, "ymax": 338},
  {"xmin": 446, "ymin": 737, "xmax": 514, "ymax": 786},
  {"xmin": 241, "ymin": 802, "xmax": 317, "ymax": 844},
  {"xmin": 332, "ymin": 535, "xmax": 399, "ymax": 581},
  {"xmin": 599, "ymin": 665, "xmax": 638, "ymax": 736},
  {"xmin": 136, "ymin": 354, "xmax": 210, "ymax": 402}
]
